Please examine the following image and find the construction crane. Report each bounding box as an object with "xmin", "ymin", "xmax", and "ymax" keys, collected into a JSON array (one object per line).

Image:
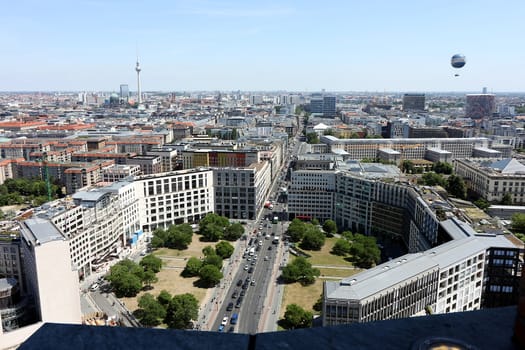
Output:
[{"xmin": 42, "ymin": 152, "xmax": 52, "ymax": 202}]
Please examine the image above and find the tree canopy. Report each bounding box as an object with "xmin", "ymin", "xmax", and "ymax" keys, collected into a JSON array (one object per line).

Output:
[
  {"xmin": 446, "ymin": 174, "xmax": 467, "ymax": 199},
  {"xmin": 223, "ymin": 222, "xmax": 244, "ymax": 241},
  {"xmin": 282, "ymin": 304, "xmax": 313, "ymax": 329},
  {"xmin": 182, "ymin": 257, "xmax": 203, "ymax": 277},
  {"xmin": 300, "ymin": 226, "xmax": 326, "ymax": 251},
  {"xmin": 198, "ymin": 264, "xmax": 223, "ymax": 287},
  {"xmin": 322, "ymin": 220, "xmax": 337, "ymax": 235},
  {"xmin": 106, "ymin": 259, "xmax": 145, "ymax": 297},
  {"xmin": 421, "ymin": 172, "xmax": 446, "ymax": 186},
  {"xmin": 215, "ymin": 241, "xmax": 234, "ymax": 259},
  {"xmin": 511, "ymin": 213, "xmax": 525, "ymax": 234},
  {"xmin": 432, "ymin": 162, "xmax": 453, "ymax": 175},
  {"xmin": 281, "ymin": 256, "xmax": 320, "ymax": 285},
  {"xmin": 165, "ymin": 293, "xmax": 199, "ymax": 329},
  {"xmin": 136, "ymin": 293, "xmax": 166, "ymax": 327},
  {"xmin": 347, "ymin": 234, "xmax": 381, "ymax": 268},
  {"xmin": 151, "ymin": 223, "xmax": 193, "ymax": 250},
  {"xmin": 140, "ymin": 254, "xmax": 163, "ymax": 273},
  {"xmin": 198, "ymin": 213, "xmax": 241, "ymax": 242}
]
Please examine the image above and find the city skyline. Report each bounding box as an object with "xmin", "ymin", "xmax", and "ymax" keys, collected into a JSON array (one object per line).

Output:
[{"xmin": 2, "ymin": 0, "xmax": 525, "ymax": 92}]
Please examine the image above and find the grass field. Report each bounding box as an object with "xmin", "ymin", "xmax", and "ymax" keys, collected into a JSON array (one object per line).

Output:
[
  {"xmin": 318, "ymin": 267, "xmax": 361, "ymax": 278},
  {"xmin": 280, "ymin": 280, "xmax": 323, "ymax": 317},
  {"xmin": 304, "ymin": 237, "xmax": 355, "ymax": 267},
  {"xmin": 120, "ymin": 235, "xmax": 215, "ymax": 314}
]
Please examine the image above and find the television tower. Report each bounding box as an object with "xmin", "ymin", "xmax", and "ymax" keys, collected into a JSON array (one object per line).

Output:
[{"xmin": 135, "ymin": 58, "xmax": 142, "ymax": 105}]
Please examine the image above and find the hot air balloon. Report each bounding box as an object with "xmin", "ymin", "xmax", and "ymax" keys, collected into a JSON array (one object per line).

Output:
[{"xmin": 451, "ymin": 54, "xmax": 466, "ymax": 76}]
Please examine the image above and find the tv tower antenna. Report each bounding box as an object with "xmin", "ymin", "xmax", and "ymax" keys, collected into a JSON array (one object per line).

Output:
[{"xmin": 135, "ymin": 49, "xmax": 142, "ymax": 105}]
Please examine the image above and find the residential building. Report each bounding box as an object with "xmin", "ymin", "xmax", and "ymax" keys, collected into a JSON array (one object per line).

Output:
[
  {"xmin": 466, "ymin": 94, "xmax": 496, "ymax": 119},
  {"xmin": 102, "ymin": 164, "xmax": 141, "ymax": 183},
  {"xmin": 126, "ymin": 155, "xmax": 162, "ymax": 175}
]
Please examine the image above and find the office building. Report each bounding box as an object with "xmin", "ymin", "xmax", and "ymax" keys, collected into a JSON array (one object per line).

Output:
[
  {"xmin": 466, "ymin": 94, "xmax": 496, "ymax": 119},
  {"xmin": 323, "ymin": 219, "xmax": 520, "ymax": 326},
  {"xmin": 402, "ymin": 93, "xmax": 425, "ymax": 111},
  {"xmin": 119, "ymin": 84, "xmax": 129, "ymax": 101},
  {"xmin": 323, "ymin": 96, "xmax": 336, "ymax": 117}
]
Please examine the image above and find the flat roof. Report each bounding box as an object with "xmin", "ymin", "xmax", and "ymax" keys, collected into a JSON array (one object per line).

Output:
[{"xmin": 22, "ymin": 217, "xmax": 65, "ymax": 245}]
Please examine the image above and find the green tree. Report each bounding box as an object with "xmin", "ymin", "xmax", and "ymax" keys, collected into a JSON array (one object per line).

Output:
[
  {"xmin": 202, "ymin": 245, "xmax": 215, "ymax": 257},
  {"xmin": 203, "ymin": 253, "xmax": 223, "ymax": 269},
  {"xmin": 313, "ymin": 295, "xmax": 323, "ymax": 312},
  {"xmin": 140, "ymin": 254, "xmax": 162, "ymax": 273},
  {"xmin": 151, "ymin": 228, "xmax": 169, "ymax": 248},
  {"xmin": 287, "ymin": 219, "xmax": 306, "ymax": 242},
  {"xmin": 401, "ymin": 160, "xmax": 415, "ymax": 174},
  {"xmin": 142, "ymin": 270, "xmax": 158, "ymax": 288},
  {"xmin": 331, "ymin": 239, "xmax": 351, "ymax": 256},
  {"xmin": 348, "ymin": 234, "xmax": 381, "ymax": 268},
  {"xmin": 137, "ymin": 293, "xmax": 166, "ymax": 327},
  {"xmin": 165, "ymin": 224, "xmax": 193, "ymax": 250},
  {"xmin": 215, "ymin": 241, "xmax": 234, "ymax": 259},
  {"xmin": 474, "ymin": 198, "xmax": 490, "ymax": 210},
  {"xmin": 198, "ymin": 264, "xmax": 223, "ymax": 287},
  {"xmin": 306, "ymin": 132, "xmax": 319, "ymax": 144},
  {"xmin": 200, "ymin": 223, "xmax": 223, "ymax": 241},
  {"xmin": 157, "ymin": 290, "xmax": 173, "ymax": 308},
  {"xmin": 322, "ymin": 220, "xmax": 337, "ymax": 235},
  {"xmin": 182, "ymin": 257, "xmax": 203, "ymax": 277},
  {"xmin": 107, "ymin": 259, "xmax": 145, "ymax": 297},
  {"xmin": 421, "ymin": 172, "xmax": 446, "ymax": 186},
  {"xmin": 282, "ymin": 304, "xmax": 313, "ymax": 329},
  {"xmin": 511, "ymin": 213, "xmax": 525, "ymax": 234},
  {"xmin": 501, "ymin": 193, "xmax": 513, "ymax": 205},
  {"xmin": 300, "ymin": 227, "xmax": 325, "ymax": 251},
  {"xmin": 281, "ymin": 256, "xmax": 320, "ymax": 285},
  {"xmin": 311, "ymin": 218, "xmax": 320, "ymax": 226},
  {"xmin": 432, "ymin": 162, "xmax": 453, "ymax": 175},
  {"xmin": 446, "ymin": 174, "xmax": 467, "ymax": 199},
  {"xmin": 164, "ymin": 293, "xmax": 199, "ymax": 329},
  {"xmin": 223, "ymin": 222, "xmax": 244, "ymax": 241}
]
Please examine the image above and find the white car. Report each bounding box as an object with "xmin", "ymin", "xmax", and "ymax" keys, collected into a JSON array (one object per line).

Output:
[
  {"xmin": 244, "ymin": 265, "xmax": 249, "ymax": 270},
  {"xmin": 89, "ymin": 283, "xmax": 99, "ymax": 292},
  {"xmin": 221, "ymin": 316, "xmax": 228, "ymax": 326}
]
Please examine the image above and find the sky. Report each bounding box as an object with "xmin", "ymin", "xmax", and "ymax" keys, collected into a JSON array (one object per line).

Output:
[{"xmin": 2, "ymin": 0, "xmax": 525, "ymax": 92}]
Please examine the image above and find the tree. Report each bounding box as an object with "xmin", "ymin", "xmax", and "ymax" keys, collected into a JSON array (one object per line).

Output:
[
  {"xmin": 421, "ymin": 172, "xmax": 446, "ymax": 186},
  {"xmin": 202, "ymin": 245, "xmax": 215, "ymax": 257},
  {"xmin": 198, "ymin": 264, "xmax": 223, "ymax": 287},
  {"xmin": 306, "ymin": 132, "xmax": 319, "ymax": 144},
  {"xmin": 311, "ymin": 218, "xmax": 320, "ymax": 226},
  {"xmin": 200, "ymin": 223, "xmax": 223, "ymax": 241},
  {"xmin": 511, "ymin": 213, "xmax": 525, "ymax": 234},
  {"xmin": 474, "ymin": 198, "xmax": 490, "ymax": 210},
  {"xmin": 165, "ymin": 293, "xmax": 199, "ymax": 329},
  {"xmin": 432, "ymin": 161, "xmax": 453, "ymax": 175},
  {"xmin": 223, "ymin": 222, "xmax": 244, "ymax": 241},
  {"xmin": 401, "ymin": 160, "xmax": 415, "ymax": 174},
  {"xmin": 137, "ymin": 293, "xmax": 166, "ymax": 327},
  {"xmin": 348, "ymin": 234, "xmax": 381, "ymax": 268},
  {"xmin": 446, "ymin": 174, "xmax": 466, "ymax": 199},
  {"xmin": 165, "ymin": 224, "xmax": 193, "ymax": 250},
  {"xmin": 140, "ymin": 254, "xmax": 162, "ymax": 273},
  {"xmin": 331, "ymin": 239, "xmax": 351, "ymax": 256},
  {"xmin": 281, "ymin": 256, "xmax": 320, "ymax": 285},
  {"xmin": 203, "ymin": 253, "xmax": 223, "ymax": 269},
  {"xmin": 282, "ymin": 304, "xmax": 313, "ymax": 329},
  {"xmin": 313, "ymin": 294, "xmax": 323, "ymax": 312},
  {"xmin": 287, "ymin": 219, "xmax": 306, "ymax": 242},
  {"xmin": 501, "ymin": 193, "xmax": 513, "ymax": 205},
  {"xmin": 157, "ymin": 290, "xmax": 172, "ymax": 308},
  {"xmin": 182, "ymin": 257, "xmax": 203, "ymax": 277},
  {"xmin": 151, "ymin": 228, "xmax": 169, "ymax": 248},
  {"xmin": 142, "ymin": 270, "xmax": 158, "ymax": 288},
  {"xmin": 300, "ymin": 227, "xmax": 325, "ymax": 251},
  {"xmin": 215, "ymin": 241, "xmax": 234, "ymax": 259},
  {"xmin": 322, "ymin": 220, "xmax": 337, "ymax": 235},
  {"xmin": 107, "ymin": 259, "xmax": 145, "ymax": 297}
]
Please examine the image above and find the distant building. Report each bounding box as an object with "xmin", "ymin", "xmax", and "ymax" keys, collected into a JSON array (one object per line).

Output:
[
  {"xmin": 323, "ymin": 96, "xmax": 336, "ymax": 117},
  {"xmin": 466, "ymin": 94, "xmax": 495, "ymax": 119},
  {"xmin": 119, "ymin": 84, "xmax": 129, "ymax": 101},
  {"xmin": 126, "ymin": 155, "xmax": 162, "ymax": 175},
  {"xmin": 403, "ymin": 93, "xmax": 425, "ymax": 111}
]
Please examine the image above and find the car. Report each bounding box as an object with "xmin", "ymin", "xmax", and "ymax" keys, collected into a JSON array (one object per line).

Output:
[
  {"xmin": 268, "ymin": 246, "xmax": 273, "ymax": 250},
  {"xmin": 235, "ymin": 297, "xmax": 243, "ymax": 308},
  {"xmin": 240, "ymin": 290, "xmax": 246, "ymax": 297},
  {"xmin": 236, "ymin": 279, "xmax": 243, "ymax": 287},
  {"xmin": 248, "ymin": 267, "xmax": 254, "ymax": 274},
  {"xmin": 244, "ymin": 265, "xmax": 249, "ymax": 271},
  {"xmin": 247, "ymin": 257, "xmax": 251, "ymax": 261},
  {"xmin": 250, "ymin": 279, "xmax": 256, "ymax": 286},
  {"xmin": 228, "ymin": 326, "xmax": 235, "ymax": 333},
  {"xmin": 251, "ymin": 260, "xmax": 256, "ymax": 265},
  {"xmin": 226, "ymin": 302, "xmax": 234, "ymax": 311},
  {"xmin": 218, "ymin": 325, "xmax": 224, "ymax": 332},
  {"xmin": 241, "ymin": 283, "xmax": 248, "ymax": 290},
  {"xmin": 232, "ymin": 290, "xmax": 238, "ymax": 299},
  {"xmin": 230, "ymin": 313, "xmax": 239, "ymax": 325},
  {"xmin": 258, "ymin": 240, "xmax": 263, "ymax": 246},
  {"xmin": 89, "ymin": 283, "xmax": 99, "ymax": 292},
  {"xmin": 221, "ymin": 316, "xmax": 228, "ymax": 326},
  {"xmin": 255, "ymin": 245, "xmax": 261, "ymax": 252},
  {"xmin": 264, "ymin": 256, "xmax": 269, "ymax": 261}
]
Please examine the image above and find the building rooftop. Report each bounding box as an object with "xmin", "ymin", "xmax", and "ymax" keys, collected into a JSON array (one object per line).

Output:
[
  {"xmin": 21, "ymin": 217, "xmax": 65, "ymax": 245},
  {"xmin": 19, "ymin": 306, "xmax": 519, "ymax": 350}
]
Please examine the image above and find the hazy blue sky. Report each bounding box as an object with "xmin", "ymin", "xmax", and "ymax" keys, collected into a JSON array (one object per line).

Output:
[{"xmin": 2, "ymin": 0, "xmax": 524, "ymax": 92}]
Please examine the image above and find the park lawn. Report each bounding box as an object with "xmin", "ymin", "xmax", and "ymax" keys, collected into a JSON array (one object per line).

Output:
[
  {"xmin": 303, "ymin": 237, "xmax": 355, "ymax": 267},
  {"xmin": 318, "ymin": 267, "xmax": 362, "ymax": 279},
  {"xmin": 120, "ymin": 235, "xmax": 214, "ymax": 314},
  {"xmin": 280, "ymin": 279, "xmax": 323, "ymax": 319}
]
